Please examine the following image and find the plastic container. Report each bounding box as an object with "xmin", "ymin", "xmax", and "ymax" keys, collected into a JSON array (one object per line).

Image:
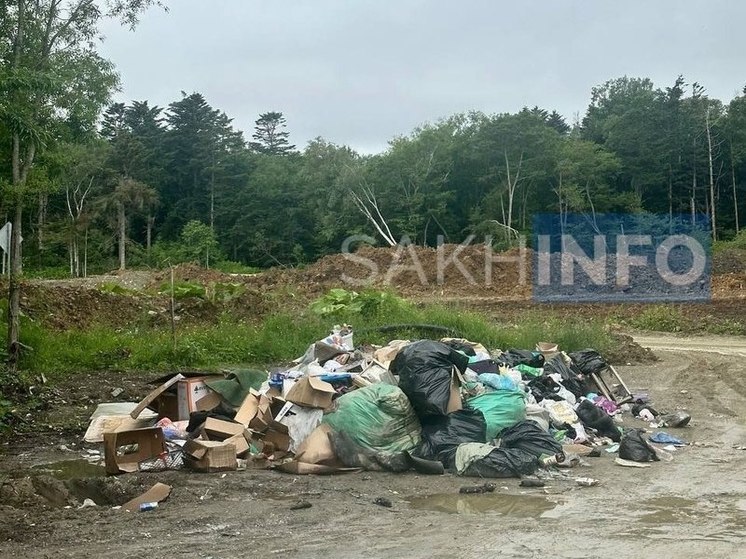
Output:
[{"xmin": 139, "ymin": 502, "xmax": 159, "ymax": 512}]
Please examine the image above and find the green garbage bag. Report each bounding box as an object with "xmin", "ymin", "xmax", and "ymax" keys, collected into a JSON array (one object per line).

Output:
[
  {"xmin": 466, "ymin": 389, "xmax": 526, "ymax": 440},
  {"xmin": 323, "ymin": 384, "xmax": 421, "ymax": 453},
  {"xmin": 515, "ymin": 364, "xmax": 542, "ymax": 378}
]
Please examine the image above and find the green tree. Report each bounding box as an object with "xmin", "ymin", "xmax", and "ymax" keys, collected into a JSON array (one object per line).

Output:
[
  {"xmin": 249, "ymin": 111, "xmax": 296, "ymax": 155},
  {"xmin": 180, "ymin": 219, "xmax": 221, "ymax": 267},
  {"xmin": 0, "ymin": 0, "xmax": 162, "ymax": 374}
]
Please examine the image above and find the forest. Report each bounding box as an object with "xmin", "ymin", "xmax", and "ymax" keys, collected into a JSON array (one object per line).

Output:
[
  {"xmin": 1, "ymin": 4, "xmax": 745, "ymax": 276},
  {"xmin": 3, "ymin": 78, "xmax": 746, "ymax": 275}
]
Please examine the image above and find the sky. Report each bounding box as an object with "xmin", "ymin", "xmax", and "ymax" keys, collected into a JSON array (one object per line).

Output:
[{"xmin": 99, "ymin": 0, "xmax": 746, "ymax": 154}]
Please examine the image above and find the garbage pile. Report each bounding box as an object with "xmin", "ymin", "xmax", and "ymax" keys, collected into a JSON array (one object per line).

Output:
[{"xmin": 88, "ymin": 325, "xmax": 692, "ymax": 488}]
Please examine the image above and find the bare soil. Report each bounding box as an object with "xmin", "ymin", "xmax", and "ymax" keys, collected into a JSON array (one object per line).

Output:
[{"xmin": 0, "ymin": 341, "xmax": 744, "ymax": 559}]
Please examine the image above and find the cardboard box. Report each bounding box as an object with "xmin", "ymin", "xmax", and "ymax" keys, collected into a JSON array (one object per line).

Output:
[
  {"xmin": 103, "ymin": 427, "xmax": 166, "ymax": 475},
  {"xmin": 177, "ymin": 377, "xmax": 221, "ymax": 419},
  {"xmin": 183, "ymin": 439, "xmax": 237, "ymax": 472},
  {"xmin": 133, "ymin": 374, "xmax": 222, "ymax": 421},
  {"xmin": 200, "ymin": 417, "xmax": 250, "ymax": 456},
  {"xmin": 285, "ymin": 376, "xmax": 335, "ymax": 409}
]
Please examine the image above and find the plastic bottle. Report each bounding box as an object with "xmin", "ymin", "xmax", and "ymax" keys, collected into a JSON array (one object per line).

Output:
[{"xmin": 139, "ymin": 502, "xmax": 159, "ymax": 512}]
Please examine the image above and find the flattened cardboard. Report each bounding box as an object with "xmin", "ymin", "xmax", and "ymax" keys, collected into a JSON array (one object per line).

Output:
[
  {"xmin": 446, "ymin": 367, "xmax": 463, "ymax": 413},
  {"xmin": 104, "ymin": 427, "xmax": 166, "ymax": 475},
  {"xmin": 130, "ymin": 374, "xmax": 184, "ymax": 419},
  {"xmin": 285, "ymin": 376, "xmax": 335, "ymax": 409},
  {"xmin": 84, "ymin": 403, "xmax": 158, "ymax": 444},
  {"xmin": 183, "ymin": 439, "xmax": 237, "ymax": 472},
  {"xmin": 122, "ymin": 482, "xmax": 172, "ymax": 512}
]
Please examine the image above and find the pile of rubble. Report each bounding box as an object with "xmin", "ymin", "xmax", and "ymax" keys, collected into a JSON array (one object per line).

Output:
[{"xmin": 87, "ymin": 325, "xmax": 691, "ymax": 509}]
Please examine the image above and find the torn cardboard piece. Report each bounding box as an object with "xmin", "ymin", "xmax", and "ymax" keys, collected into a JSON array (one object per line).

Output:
[
  {"xmin": 122, "ymin": 482, "xmax": 172, "ymax": 512},
  {"xmin": 104, "ymin": 427, "xmax": 166, "ymax": 475},
  {"xmin": 285, "ymin": 376, "xmax": 335, "ymax": 409},
  {"xmin": 130, "ymin": 374, "xmax": 184, "ymax": 419}
]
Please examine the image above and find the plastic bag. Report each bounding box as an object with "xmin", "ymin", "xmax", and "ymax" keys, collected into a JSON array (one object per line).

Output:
[
  {"xmin": 323, "ymin": 384, "xmax": 421, "ymax": 453},
  {"xmin": 498, "ymin": 420, "xmax": 563, "ymax": 458},
  {"xmin": 544, "ymin": 354, "xmax": 587, "ymax": 398},
  {"xmin": 541, "ymin": 399, "xmax": 578, "ymax": 425},
  {"xmin": 478, "ymin": 373, "xmax": 518, "ymax": 391},
  {"xmin": 466, "ymin": 389, "xmax": 526, "ymax": 439},
  {"xmin": 390, "ymin": 340, "xmax": 469, "ymax": 418},
  {"xmin": 568, "ymin": 349, "xmax": 607, "ymax": 376},
  {"xmin": 619, "ymin": 428, "xmax": 660, "ymax": 462},
  {"xmin": 417, "ymin": 409, "xmax": 487, "ymax": 469},
  {"xmin": 499, "ymin": 349, "xmax": 545, "ymax": 368},
  {"xmin": 575, "ymin": 399, "xmax": 621, "ymax": 442},
  {"xmin": 455, "ymin": 443, "xmax": 539, "ymax": 478}
]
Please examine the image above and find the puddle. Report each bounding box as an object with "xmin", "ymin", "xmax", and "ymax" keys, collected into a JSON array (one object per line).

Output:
[
  {"xmin": 30, "ymin": 459, "xmax": 106, "ymax": 480},
  {"xmin": 407, "ymin": 492, "xmax": 561, "ymax": 516}
]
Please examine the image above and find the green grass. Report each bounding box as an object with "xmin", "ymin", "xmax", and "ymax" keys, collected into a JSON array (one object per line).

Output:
[
  {"xmin": 626, "ymin": 305, "xmax": 688, "ymax": 333},
  {"xmin": 1, "ymin": 290, "xmax": 616, "ymax": 377}
]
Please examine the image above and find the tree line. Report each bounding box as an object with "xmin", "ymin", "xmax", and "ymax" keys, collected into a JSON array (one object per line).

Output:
[{"xmin": 4, "ymin": 80, "xmax": 746, "ymax": 276}]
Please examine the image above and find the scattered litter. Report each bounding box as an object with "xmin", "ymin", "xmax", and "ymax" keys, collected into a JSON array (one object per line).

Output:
[
  {"xmin": 77, "ymin": 498, "xmax": 97, "ymax": 509},
  {"xmin": 575, "ymin": 477, "xmax": 600, "ymax": 487},
  {"xmin": 649, "ymin": 432, "xmax": 686, "ymax": 446},
  {"xmin": 373, "ymin": 497, "xmax": 393, "ymax": 508},
  {"xmin": 519, "ymin": 479, "xmax": 545, "ymax": 488},
  {"xmin": 615, "ymin": 457, "xmax": 651, "ymax": 468},
  {"xmin": 122, "ymin": 483, "xmax": 172, "ymax": 513}
]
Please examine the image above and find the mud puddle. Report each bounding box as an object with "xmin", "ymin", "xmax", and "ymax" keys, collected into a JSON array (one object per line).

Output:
[{"xmin": 407, "ymin": 491, "xmax": 564, "ymax": 516}]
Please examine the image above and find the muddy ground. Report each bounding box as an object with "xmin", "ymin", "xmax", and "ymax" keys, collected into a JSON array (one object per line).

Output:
[{"xmin": 0, "ymin": 339, "xmax": 744, "ymax": 559}]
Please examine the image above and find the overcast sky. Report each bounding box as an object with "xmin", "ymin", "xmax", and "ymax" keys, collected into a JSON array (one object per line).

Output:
[{"xmin": 99, "ymin": 0, "xmax": 745, "ymax": 154}]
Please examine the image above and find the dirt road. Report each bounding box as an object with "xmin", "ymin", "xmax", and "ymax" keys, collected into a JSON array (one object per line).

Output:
[
  {"xmin": 634, "ymin": 332, "xmax": 746, "ymax": 357},
  {"xmin": 1, "ymin": 342, "xmax": 745, "ymax": 559}
]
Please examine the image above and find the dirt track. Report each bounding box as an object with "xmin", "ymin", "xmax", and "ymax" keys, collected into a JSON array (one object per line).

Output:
[{"xmin": 1, "ymin": 339, "xmax": 745, "ymax": 558}]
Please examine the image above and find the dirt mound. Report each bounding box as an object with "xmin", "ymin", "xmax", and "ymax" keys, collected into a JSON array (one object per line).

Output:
[
  {"xmin": 21, "ymin": 284, "xmax": 151, "ymax": 330},
  {"xmin": 713, "ymin": 248, "xmax": 746, "ymax": 274},
  {"xmin": 248, "ymin": 244, "xmax": 533, "ymax": 298},
  {"xmin": 711, "ymin": 273, "xmax": 746, "ymax": 299},
  {"xmin": 148, "ymin": 262, "xmax": 239, "ymax": 290}
]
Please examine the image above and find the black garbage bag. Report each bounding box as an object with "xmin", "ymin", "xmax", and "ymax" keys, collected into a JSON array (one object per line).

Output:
[
  {"xmin": 498, "ymin": 349, "xmax": 545, "ymax": 369},
  {"xmin": 631, "ymin": 403, "xmax": 660, "ymax": 417},
  {"xmin": 390, "ymin": 340, "xmax": 470, "ymax": 418},
  {"xmin": 498, "ymin": 420, "xmax": 563, "ymax": 458},
  {"xmin": 543, "ymin": 354, "xmax": 588, "ymax": 398},
  {"xmin": 568, "ymin": 349, "xmax": 607, "ymax": 376},
  {"xmin": 459, "ymin": 446, "xmax": 539, "ymax": 478},
  {"xmin": 467, "ymin": 359, "xmax": 499, "ymax": 375},
  {"xmin": 619, "ymin": 429, "xmax": 660, "ymax": 462},
  {"xmin": 417, "ymin": 409, "xmax": 487, "ymax": 469},
  {"xmin": 576, "ymin": 400, "xmax": 621, "ymax": 442},
  {"xmin": 527, "ymin": 376, "xmax": 565, "ymax": 403},
  {"xmin": 442, "ymin": 339, "xmax": 476, "ymax": 357}
]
